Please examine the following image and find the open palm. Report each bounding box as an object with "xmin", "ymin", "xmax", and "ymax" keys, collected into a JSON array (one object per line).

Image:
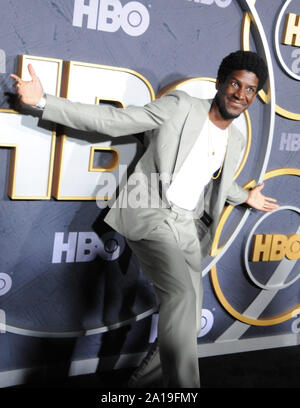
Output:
[{"xmin": 245, "ymin": 182, "xmax": 279, "ymax": 212}]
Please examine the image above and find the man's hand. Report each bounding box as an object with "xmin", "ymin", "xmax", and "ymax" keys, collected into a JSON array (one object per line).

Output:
[
  {"xmin": 245, "ymin": 182, "xmax": 279, "ymax": 212},
  {"xmin": 10, "ymin": 64, "xmax": 43, "ymax": 106}
]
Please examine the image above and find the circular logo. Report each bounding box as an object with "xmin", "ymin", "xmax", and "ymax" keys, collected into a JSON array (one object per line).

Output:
[
  {"xmin": 210, "ymin": 168, "xmax": 300, "ymax": 326},
  {"xmin": 0, "ymin": 273, "xmax": 12, "ymax": 296},
  {"xmin": 244, "ymin": 206, "xmax": 300, "ymax": 290},
  {"xmin": 242, "ymin": 0, "xmax": 300, "ymax": 120},
  {"xmin": 127, "ymin": 10, "xmax": 142, "ymax": 28},
  {"xmin": 274, "ymin": 0, "xmax": 300, "ymax": 81},
  {"xmin": 121, "ymin": 2, "xmax": 150, "ymax": 37},
  {"xmin": 100, "ymin": 231, "xmax": 125, "ymax": 260},
  {"xmin": 198, "ymin": 308, "xmax": 214, "ymax": 338}
]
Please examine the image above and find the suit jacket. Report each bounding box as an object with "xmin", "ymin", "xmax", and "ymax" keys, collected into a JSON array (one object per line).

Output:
[{"xmin": 43, "ymin": 90, "xmax": 249, "ymax": 258}]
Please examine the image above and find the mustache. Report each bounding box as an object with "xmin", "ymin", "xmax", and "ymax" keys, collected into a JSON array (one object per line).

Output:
[
  {"xmin": 214, "ymin": 96, "xmax": 242, "ymax": 120},
  {"xmin": 227, "ymin": 96, "xmax": 247, "ymax": 107}
]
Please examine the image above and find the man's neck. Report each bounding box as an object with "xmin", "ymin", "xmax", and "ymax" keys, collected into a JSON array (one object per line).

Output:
[{"xmin": 208, "ymin": 100, "xmax": 233, "ymax": 130}]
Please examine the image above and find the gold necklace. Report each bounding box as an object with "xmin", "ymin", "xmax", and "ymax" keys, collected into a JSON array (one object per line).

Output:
[{"xmin": 208, "ymin": 120, "xmax": 228, "ymax": 180}]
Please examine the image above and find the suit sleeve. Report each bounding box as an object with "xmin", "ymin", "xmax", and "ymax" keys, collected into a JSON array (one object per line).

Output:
[
  {"xmin": 226, "ymin": 181, "xmax": 249, "ymax": 206},
  {"xmin": 42, "ymin": 91, "xmax": 184, "ymax": 137}
]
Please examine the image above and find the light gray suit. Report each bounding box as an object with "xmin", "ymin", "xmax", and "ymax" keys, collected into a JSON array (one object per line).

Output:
[{"xmin": 42, "ymin": 90, "xmax": 248, "ymax": 387}]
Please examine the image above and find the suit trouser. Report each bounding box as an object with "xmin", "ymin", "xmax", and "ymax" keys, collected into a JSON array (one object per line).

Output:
[{"xmin": 126, "ymin": 206, "xmax": 203, "ymax": 388}]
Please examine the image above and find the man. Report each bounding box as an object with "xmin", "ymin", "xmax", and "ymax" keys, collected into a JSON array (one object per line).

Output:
[{"xmin": 11, "ymin": 50, "xmax": 279, "ymax": 388}]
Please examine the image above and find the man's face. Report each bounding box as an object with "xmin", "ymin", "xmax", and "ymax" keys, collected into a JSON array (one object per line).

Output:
[{"xmin": 215, "ymin": 70, "xmax": 259, "ymax": 120}]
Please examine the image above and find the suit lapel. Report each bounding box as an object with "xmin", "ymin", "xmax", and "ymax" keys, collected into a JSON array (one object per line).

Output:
[
  {"xmin": 221, "ymin": 123, "xmax": 242, "ymax": 186},
  {"xmin": 173, "ymin": 98, "xmax": 212, "ymax": 176}
]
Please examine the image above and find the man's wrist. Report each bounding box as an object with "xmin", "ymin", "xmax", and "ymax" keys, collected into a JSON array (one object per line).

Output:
[
  {"xmin": 245, "ymin": 190, "xmax": 253, "ymax": 206},
  {"xmin": 35, "ymin": 93, "xmax": 46, "ymax": 109}
]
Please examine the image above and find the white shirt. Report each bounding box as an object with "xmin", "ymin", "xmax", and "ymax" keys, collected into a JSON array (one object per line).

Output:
[{"xmin": 166, "ymin": 118, "xmax": 228, "ymax": 211}]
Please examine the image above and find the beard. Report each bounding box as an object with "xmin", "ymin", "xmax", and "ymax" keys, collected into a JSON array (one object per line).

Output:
[{"xmin": 214, "ymin": 94, "xmax": 242, "ymax": 120}]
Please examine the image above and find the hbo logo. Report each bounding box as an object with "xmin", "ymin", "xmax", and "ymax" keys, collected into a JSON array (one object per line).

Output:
[
  {"xmin": 252, "ymin": 234, "xmax": 300, "ymax": 262},
  {"xmin": 73, "ymin": 0, "xmax": 150, "ymax": 37}
]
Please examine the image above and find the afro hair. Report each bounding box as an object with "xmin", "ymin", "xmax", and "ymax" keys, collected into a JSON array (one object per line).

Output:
[{"xmin": 217, "ymin": 50, "xmax": 268, "ymax": 91}]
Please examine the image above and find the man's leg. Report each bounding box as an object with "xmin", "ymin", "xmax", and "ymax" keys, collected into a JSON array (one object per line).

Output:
[{"xmin": 127, "ymin": 215, "xmax": 203, "ymax": 388}]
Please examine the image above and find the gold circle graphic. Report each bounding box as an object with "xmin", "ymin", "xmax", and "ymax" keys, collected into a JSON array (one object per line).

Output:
[
  {"xmin": 241, "ymin": 0, "xmax": 300, "ymax": 121},
  {"xmin": 210, "ymin": 168, "xmax": 300, "ymax": 326}
]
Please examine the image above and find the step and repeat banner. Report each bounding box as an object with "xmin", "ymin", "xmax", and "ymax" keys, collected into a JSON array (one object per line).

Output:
[{"xmin": 0, "ymin": 0, "xmax": 299, "ymax": 386}]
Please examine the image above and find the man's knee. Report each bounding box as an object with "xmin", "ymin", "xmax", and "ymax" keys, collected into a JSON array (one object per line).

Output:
[{"xmin": 159, "ymin": 286, "xmax": 196, "ymax": 310}]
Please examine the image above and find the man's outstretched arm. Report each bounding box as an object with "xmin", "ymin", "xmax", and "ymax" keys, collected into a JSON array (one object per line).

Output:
[
  {"xmin": 226, "ymin": 180, "xmax": 279, "ymax": 212},
  {"xmin": 10, "ymin": 64, "xmax": 183, "ymax": 137}
]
